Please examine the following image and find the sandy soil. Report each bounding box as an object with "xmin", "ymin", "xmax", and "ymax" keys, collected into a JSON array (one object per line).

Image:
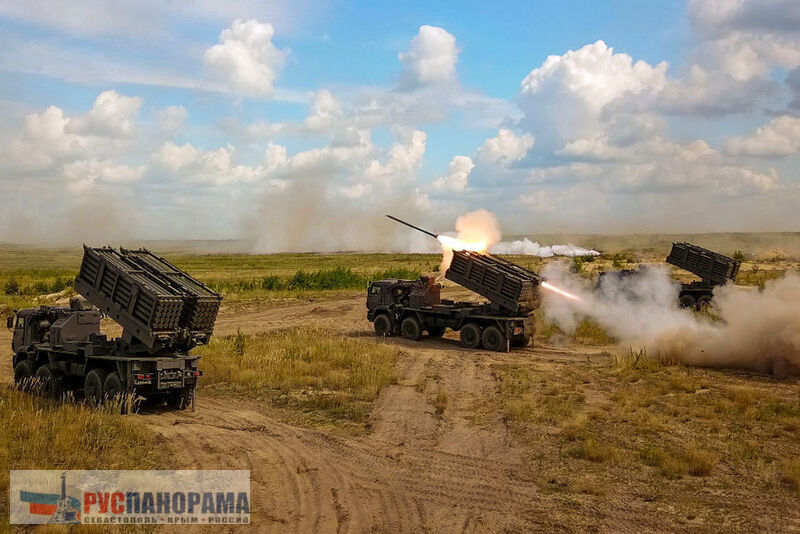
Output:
[
  {"xmin": 0, "ymin": 292, "xmax": 618, "ymax": 533},
  {"xmin": 148, "ymin": 291, "xmax": 625, "ymax": 533},
  {"xmin": 7, "ymin": 291, "xmax": 792, "ymax": 533}
]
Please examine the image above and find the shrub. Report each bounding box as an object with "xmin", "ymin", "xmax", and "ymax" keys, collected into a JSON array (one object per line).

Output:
[
  {"xmin": 3, "ymin": 277, "xmax": 20, "ymax": 296},
  {"xmin": 685, "ymin": 446, "xmax": 718, "ymax": 476}
]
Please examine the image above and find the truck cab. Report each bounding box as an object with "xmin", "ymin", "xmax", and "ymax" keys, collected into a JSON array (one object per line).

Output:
[
  {"xmin": 367, "ymin": 280, "xmax": 397, "ymax": 312},
  {"xmin": 9, "ymin": 298, "xmax": 100, "ymax": 355},
  {"xmin": 367, "ymin": 277, "xmax": 441, "ymax": 320},
  {"xmin": 10, "ymin": 308, "xmax": 56, "ymax": 354}
]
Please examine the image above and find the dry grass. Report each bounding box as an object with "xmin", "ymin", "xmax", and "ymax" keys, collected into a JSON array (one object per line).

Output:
[
  {"xmin": 779, "ymin": 458, "xmax": 800, "ymax": 492},
  {"xmin": 195, "ymin": 327, "xmax": 399, "ymax": 427},
  {"xmin": 495, "ymin": 365, "xmax": 585, "ymax": 426},
  {"xmin": 0, "ymin": 387, "xmax": 170, "ymax": 522},
  {"xmin": 432, "ymin": 389, "xmax": 448, "ymax": 417},
  {"xmin": 488, "ymin": 347, "xmax": 800, "ymax": 529},
  {"xmin": 535, "ymin": 316, "xmax": 615, "ymax": 346}
]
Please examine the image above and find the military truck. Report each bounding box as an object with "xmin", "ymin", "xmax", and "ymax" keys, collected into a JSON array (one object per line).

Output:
[
  {"xmin": 7, "ymin": 246, "xmax": 221, "ymax": 409},
  {"xmin": 367, "ymin": 250, "xmax": 539, "ymax": 351},
  {"xmin": 597, "ymin": 242, "xmax": 741, "ymax": 310},
  {"xmin": 666, "ymin": 242, "xmax": 740, "ymax": 309}
]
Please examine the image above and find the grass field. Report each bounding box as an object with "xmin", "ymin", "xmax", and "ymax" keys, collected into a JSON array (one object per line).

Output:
[
  {"xmin": 1, "ymin": 238, "xmax": 798, "ymax": 314},
  {"xmin": 196, "ymin": 327, "xmax": 399, "ymax": 429},
  {"xmin": 0, "ymin": 238, "xmax": 798, "ymax": 530},
  {"xmin": 0, "ymin": 388, "xmax": 172, "ymax": 524},
  {"xmin": 488, "ymin": 349, "xmax": 800, "ymax": 522}
]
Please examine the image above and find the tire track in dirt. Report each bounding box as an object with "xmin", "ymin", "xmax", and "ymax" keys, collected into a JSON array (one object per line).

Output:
[
  {"xmin": 138, "ymin": 289, "xmax": 555, "ymax": 532},
  {"xmin": 0, "ymin": 292, "xmax": 578, "ymax": 532},
  {"xmin": 144, "ymin": 394, "xmax": 547, "ymax": 532}
]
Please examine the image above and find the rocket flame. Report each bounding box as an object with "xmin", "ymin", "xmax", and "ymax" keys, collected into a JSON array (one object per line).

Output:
[
  {"xmin": 437, "ymin": 235, "xmax": 487, "ymax": 253},
  {"xmin": 541, "ymin": 281, "xmax": 583, "ymax": 302}
]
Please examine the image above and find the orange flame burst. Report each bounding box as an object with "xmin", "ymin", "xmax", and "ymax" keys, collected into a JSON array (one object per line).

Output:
[
  {"xmin": 541, "ymin": 281, "xmax": 583, "ymax": 302},
  {"xmin": 436, "ymin": 235, "xmax": 487, "ymax": 252}
]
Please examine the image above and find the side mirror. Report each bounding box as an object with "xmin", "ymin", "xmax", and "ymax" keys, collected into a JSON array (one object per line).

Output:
[{"xmin": 6, "ymin": 316, "xmax": 13, "ymax": 330}]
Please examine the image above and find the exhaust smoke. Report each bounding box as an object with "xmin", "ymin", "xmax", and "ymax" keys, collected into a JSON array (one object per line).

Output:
[
  {"xmin": 542, "ymin": 263, "xmax": 800, "ymax": 377},
  {"xmin": 436, "ymin": 209, "xmax": 600, "ymax": 272}
]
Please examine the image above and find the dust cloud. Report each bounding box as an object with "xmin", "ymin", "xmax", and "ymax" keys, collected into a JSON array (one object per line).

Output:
[{"xmin": 542, "ymin": 263, "xmax": 800, "ymax": 377}]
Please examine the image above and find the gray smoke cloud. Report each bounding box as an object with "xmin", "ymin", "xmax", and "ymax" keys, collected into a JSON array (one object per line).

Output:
[{"xmin": 542, "ymin": 264, "xmax": 800, "ymax": 377}]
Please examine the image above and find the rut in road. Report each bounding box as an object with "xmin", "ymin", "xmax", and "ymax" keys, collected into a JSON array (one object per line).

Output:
[{"xmin": 140, "ymin": 290, "xmax": 555, "ymax": 532}]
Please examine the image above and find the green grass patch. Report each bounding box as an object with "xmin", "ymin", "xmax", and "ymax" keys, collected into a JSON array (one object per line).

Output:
[
  {"xmin": 196, "ymin": 327, "xmax": 399, "ymax": 427},
  {"xmin": 208, "ymin": 267, "xmax": 421, "ymax": 295},
  {"xmin": 736, "ymin": 269, "xmax": 785, "ymax": 289}
]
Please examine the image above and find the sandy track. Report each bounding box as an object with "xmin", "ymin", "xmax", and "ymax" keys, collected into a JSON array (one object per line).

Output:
[
  {"xmin": 0, "ymin": 293, "xmax": 609, "ymax": 532},
  {"xmin": 141, "ymin": 292, "xmax": 558, "ymax": 532}
]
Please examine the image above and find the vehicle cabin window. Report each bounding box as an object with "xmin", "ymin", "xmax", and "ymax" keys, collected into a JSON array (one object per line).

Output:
[
  {"xmin": 16, "ymin": 317, "xmax": 25, "ymax": 329},
  {"xmin": 370, "ymin": 286, "xmax": 381, "ymax": 295}
]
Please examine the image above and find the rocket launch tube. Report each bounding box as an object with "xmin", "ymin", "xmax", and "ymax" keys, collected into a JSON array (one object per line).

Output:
[{"xmin": 386, "ymin": 215, "xmax": 438, "ymax": 239}]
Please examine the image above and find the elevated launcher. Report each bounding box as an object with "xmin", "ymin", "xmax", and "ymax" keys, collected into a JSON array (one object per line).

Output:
[
  {"xmin": 386, "ymin": 215, "xmax": 542, "ymax": 313},
  {"xmin": 665, "ymin": 242, "xmax": 740, "ymax": 286},
  {"xmin": 74, "ymin": 246, "xmax": 222, "ymax": 354},
  {"xmin": 445, "ymin": 250, "xmax": 541, "ymax": 313}
]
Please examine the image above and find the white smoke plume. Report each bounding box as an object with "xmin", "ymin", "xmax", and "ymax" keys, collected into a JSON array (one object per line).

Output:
[
  {"xmin": 434, "ymin": 209, "xmax": 602, "ymax": 275},
  {"xmin": 542, "ymin": 263, "xmax": 800, "ymax": 377},
  {"xmin": 491, "ymin": 238, "xmax": 599, "ymax": 257}
]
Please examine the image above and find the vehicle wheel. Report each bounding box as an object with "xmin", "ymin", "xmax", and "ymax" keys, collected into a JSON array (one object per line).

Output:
[
  {"xmin": 84, "ymin": 368, "xmax": 107, "ymax": 407},
  {"xmin": 373, "ymin": 314, "xmax": 392, "ymax": 337},
  {"xmin": 35, "ymin": 364, "xmax": 64, "ymax": 399},
  {"xmin": 460, "ymin": 323, "xmax": 481, "ymax": 349},
  {"xmin": 482, "ymin": 326, "xmax": 507, "ymax": 352},
  {"xmin": 13, "ymin": 359, "xmax": 34, "ymax": 388},
  {"xmin": 167, "ymin": 387, "xmax": 194, "ymax": 410},
  {"xmin": 678, "ymin": 294, "xmax": 696, "ymax": 309},
  {"xmin": 427, "ymin": 326, "xmax": 446, "ymax": 337},
  {"xmin": 401, "ymin": 316, "xmax": 422, "ymax": 341},
  {"xmin": 696, "ymin": 295, "xmax": 713, "ymax": 311},
  {"xmin": 104, "ymin": 372, "xmax": 123, "ymax": 401}
]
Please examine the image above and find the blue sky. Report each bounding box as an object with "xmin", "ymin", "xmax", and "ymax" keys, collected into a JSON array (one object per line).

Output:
[{"xmin": 0, "ymin": 1, "xmax": 798, "ymax": 250}]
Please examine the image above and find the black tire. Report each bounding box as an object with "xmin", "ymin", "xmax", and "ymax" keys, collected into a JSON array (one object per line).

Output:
[
  {"xmin": 401, "ymin": 316, "xmax": 422, "ymax": 341},
  {"xmin": 104, "ymin": 372, "xmax": 123, "ymax": 402},
  {"xmin": 373, "ymin": 314, "xmax": 392, "ymax": 337},
  {"xmin": 84, "ymin": 368, "xmax": 107, "ymax": 407},
  {"xmin": 696, "ymin": 295, "xmax": 713, "ymax": 311},
  {"xmin": 460, "ymin": 323, "xmax": 481, "ymax": 349},
  {"xmin": 427, "ymin": 326, "xmax": 446, "ymax": 337},
  {"xmin": 482, "ymin": 326, "xmax": 507, "ymax": 352},
  {"xmin": 35, "ymin": 364, "xmax": 64, "ymax": 399},
  {"xmin": 678, "ymin": 294, "xmax": 696, "ymax": 309},
  {"xmin": 14, "ymin": 359, "xmax": 34, "ymax": 388},
  {"xmin": 167, "ymin": 387, "xmax": 194, "ymax": 410}
]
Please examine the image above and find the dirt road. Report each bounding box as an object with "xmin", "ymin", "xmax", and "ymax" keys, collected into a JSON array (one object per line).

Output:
[
  {"xmin": 141, "ymin": 293, "xmax": 624, "ymax": 533},
  {"xmin": 0, "ymin": 294, "xmax": 623, "ymax": 533}
]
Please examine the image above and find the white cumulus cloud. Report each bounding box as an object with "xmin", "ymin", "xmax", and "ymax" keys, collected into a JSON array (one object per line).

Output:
[
  {"xmin": 204, "ymin": 19, "xmax": 287, "ymax": 97},
  {"xmin": 476, "ymin": 129, "xmax": 534, "ymax": 164},
  {"xmin": 725, "ymin": 115, "xmax": 800, "ymax": 156},
  {"xmin": 399, "ymin": 25, "xmax": 459, "ymax": 87},
  {"xmin": 431, "ymin": 155, "xmax": 474, "ymax": 192},
  {"xmin": 72, "ymin": 90, "xmax": 141, "ymax": 137},
  {"xmin": 519, "ymin": 40, "xmax": 667, "ymax": 144}
]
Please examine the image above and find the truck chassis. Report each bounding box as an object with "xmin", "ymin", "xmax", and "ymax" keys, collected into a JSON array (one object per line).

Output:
[
  {"xmin": 9, "ymin": 246, "xmax": 219, "ymax": 411},
  {"xmin": 368, "ymin": 301, "xmax": 533, "ymax": 351}
]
